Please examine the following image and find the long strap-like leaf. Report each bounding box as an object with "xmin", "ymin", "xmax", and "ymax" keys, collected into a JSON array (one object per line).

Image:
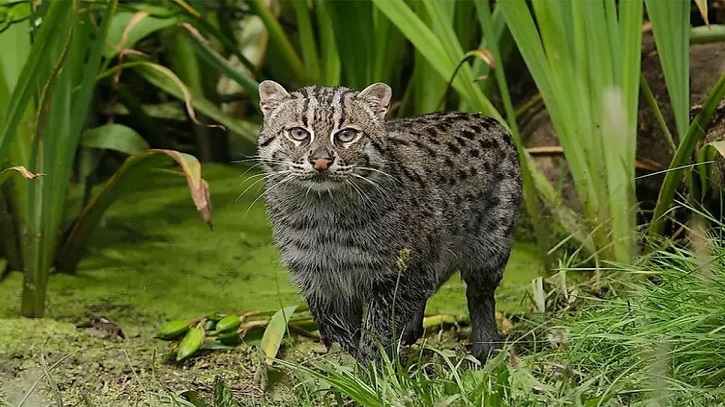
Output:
[{"xmin": 0, "ymin": 0, "xmax": 73, "ymax": 163}]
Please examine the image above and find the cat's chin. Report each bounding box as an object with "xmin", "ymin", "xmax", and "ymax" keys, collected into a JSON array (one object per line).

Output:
[{"xmin": 294, "ymin": 177, "xmax": 344, "ymax": 192}]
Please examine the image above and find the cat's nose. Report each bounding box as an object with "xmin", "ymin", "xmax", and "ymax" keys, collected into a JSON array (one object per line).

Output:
[{"xmin": 310, "ymin": 157, "xmax": 334, "ymax": 171}]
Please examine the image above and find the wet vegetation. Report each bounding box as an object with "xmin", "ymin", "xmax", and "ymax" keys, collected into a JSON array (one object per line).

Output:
[{"xmin": 1, "ymin": 0, "xmax": 725, "ymax": 405}]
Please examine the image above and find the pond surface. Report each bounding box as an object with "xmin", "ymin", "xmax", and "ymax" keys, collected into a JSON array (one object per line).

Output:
[{"xmin": 0, "ymin": 164, "xmax": 541, "ymax": 328}]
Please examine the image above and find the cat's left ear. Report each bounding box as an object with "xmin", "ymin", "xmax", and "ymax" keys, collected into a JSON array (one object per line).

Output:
[
  {"xmin": 259, "ymin": 80, "xmax": 291, "ymax": 116},
  {"xmin": 358, "ymin": 83, "xmax": 392, "ymax": 120}
]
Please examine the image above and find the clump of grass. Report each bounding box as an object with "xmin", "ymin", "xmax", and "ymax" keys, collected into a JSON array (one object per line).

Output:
[
  {"xmin": 536, "ymin": 230, "xmax": 725, "ymax": 405},
  {"xmin": 277, "ymin": 346, "xmax": 515, "ymax": 406},
  {"xmin": 277, "ymin": 341, "xmax": 625, "ymax": 406},
  {"xmin": 274, "ymin": 234, "xmax": 725, "ymax": 406}
]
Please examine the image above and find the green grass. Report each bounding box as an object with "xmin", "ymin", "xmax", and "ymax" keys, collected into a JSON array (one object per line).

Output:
[
  {"xmin": 4, "ymin": 161, "xmax": 722, "ymax": 407},
  {"xmin": 546, "ymin": 242, "xmax": 725, "ymax": 402},
  {"xmin": 3, "ymin": 168, "xmax": 725, "ymax": 406},
  {"xmin": 272, "ymin": 233, "xmax": 725, "ymax": 406}
]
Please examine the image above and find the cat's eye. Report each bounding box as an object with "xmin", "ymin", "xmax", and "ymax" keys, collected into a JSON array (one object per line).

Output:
[
  {"xmin": 287, "ymin": 127, "xmax": 311, "ymax": 142},
  {"xmin": 334, "ymin": 128, "xmax": 359, "ymax": 144}
]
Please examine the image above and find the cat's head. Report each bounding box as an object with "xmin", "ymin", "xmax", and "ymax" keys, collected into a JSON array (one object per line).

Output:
[{"xmin": 257, "ymin": 81, "xmax": 391, "ymax": 191}]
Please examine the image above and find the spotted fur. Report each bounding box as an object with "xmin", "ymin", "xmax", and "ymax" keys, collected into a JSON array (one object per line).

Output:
[{"xmin": 257, "ymin": 81, "xmax": 522, "ymax": 363}]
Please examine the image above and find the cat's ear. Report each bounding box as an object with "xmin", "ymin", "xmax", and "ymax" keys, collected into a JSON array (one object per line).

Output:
[
  {"xmin": 259, "ymin": 80, "xmax": 291, "ymax": 116},
  {"xmin": 358, "ymin": 83, "xmax": 392, "ymax": 119}
]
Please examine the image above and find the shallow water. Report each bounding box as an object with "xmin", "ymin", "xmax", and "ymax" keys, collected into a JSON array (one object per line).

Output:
[{"xmin": 0, "ymin": 164, "xmax": 541, "ymax": 326}]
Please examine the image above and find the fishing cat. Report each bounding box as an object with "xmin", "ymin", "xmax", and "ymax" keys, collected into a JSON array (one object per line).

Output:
[{"xmin": 257, "ymin": 80, "xmax": 522, "ymax": 363}]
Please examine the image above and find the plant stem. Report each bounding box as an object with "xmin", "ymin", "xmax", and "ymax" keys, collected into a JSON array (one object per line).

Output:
[
  {"xmin": 640, "ymin": 73, "xmax": 677, "ymax": 153},
  {"xmin": 690, "ymin": 24, "xmax": 725, "ymax": 44}
]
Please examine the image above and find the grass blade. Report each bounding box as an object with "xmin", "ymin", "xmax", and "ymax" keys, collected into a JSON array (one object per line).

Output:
[
  {"xmin": 373, "ymin": 0, "xmax": 501, "ymax": 119},
  {"xmin": 292, "ymin": 0, "xmax": 320, "ymax": 83},
  {"xmin": 131, "ymin": 60, "xmax": 258, "ymax": 145},
  {"xmin": 180, "ymin": 23, "xmax": 259, "ymax": 102},
  {"xmin": 80, "ymin": 124, "xmax": 149, "ymax": 155},
  {"xmin": 314, "ymin": 0, "xmax": 340, "ymax": 86},
  {"xmin": 645, "ymin": 0, "xmax": 690, "ymax": 141},
  {"xmin": 0, "ymin": 0, "xmax": 72, "ymax": 161},
  {"xmin": 477, "ymin": 0, "xmax": 551, "ymax": 268},
  {"xmin": 260, "ymin": 305, "xmax": 298, "ymax": 366},
  {"xmin": 247, "ymin": 0, "xmax": 306, "ymax": 83},
  {"xmin": 501, "ymin": 0, "xmax": 643, "ymax": 263},
  {"xmin": 20, "ymin": 0, "xmax": 78, "ymax": 318},
  {"xmin": 326, "ymin": 1, "xmax": 374, "ymax": 88},
  {"xmin": 104, "ymin": 10, "xmax": 178, "ymax": 59}
]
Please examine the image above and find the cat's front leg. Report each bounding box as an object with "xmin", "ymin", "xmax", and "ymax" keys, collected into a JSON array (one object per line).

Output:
[
  {"xmin": 358, "ymin": 274, "xmax": 429, "ymax": 363},
  {"xmin": 305, "ymin": 291, "xmax": 363, "ymax": 355}
]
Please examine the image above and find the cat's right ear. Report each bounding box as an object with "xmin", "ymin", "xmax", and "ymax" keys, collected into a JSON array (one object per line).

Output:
[
  {"xmin": 259, "ymin": 80, "xmax": 291, "ymax": 116},
  {"xmin": 358, "ymin": 82, "xmax": 392, "ymax": 120}
]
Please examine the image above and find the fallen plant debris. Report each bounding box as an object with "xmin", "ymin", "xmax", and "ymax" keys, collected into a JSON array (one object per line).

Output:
[
  {"xmin": 156, "ymin": 307, "xmax": 516, "ymax": 364},
  {"xmin": 156, "ymin": 308, "xmax": 305, "ymax": 362}
]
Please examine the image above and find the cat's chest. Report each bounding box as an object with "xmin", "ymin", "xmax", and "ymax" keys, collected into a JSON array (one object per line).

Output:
[
  {"xmin": 271, "ymin": 202, "xmax": 399, "ymax": 273},
  {"xmin": 275, "ymin": 214, "xmax": 398, "ymax": 299}
]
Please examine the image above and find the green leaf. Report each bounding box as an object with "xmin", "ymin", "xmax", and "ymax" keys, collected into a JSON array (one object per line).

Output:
[
  {"xmin": 0, "ymin": 1, "xmax": 30, "ymax": 34},
  {"xmin": 314, "ymin": 0, "xmax": 340, "ymax": 85},
  {"xmin": 247, "ymin": 0, "xmax": 306, "ymax": 83},
  {"xmin": 372, "ymin": 0, "xmax": 501, "ymax": 120},
  {"xmin": 177, "ymin": 326, "xmax": 205, "ymax": 361},
  {"xmin": 0, "ymin": 0, "xmax": 72, "ymax": 163},
  {"xmin": 56, "ymin": 149, "xmax": 212, "ymax": 273},
  {"xmin": 708, "ymin": 141, "xmax": 725, "ymax": 157},
  {"xmin": 80, "ymin": 124, "xmax": 149, "ymax": 155},
  {"xmin": 645, "ymin": 0, "xmax": 690, "ymax": 141},
  {"xmin": 131, "ymin": 60, "xmax": 258, "ymax": 145},
  {"xmin": 260, "ymin": 305, "xmax": 298, "ymax": 366},
  {"xmin": 500, "ymin": 0, "xmax": 643, "ymax": 263},
  {"xmin": 180, "ymin": 390, "xmax": 210, "ymax": 407},
  {"xmin": 179, "ymin": 23, "xmax": 259, "ymax": 101},
  {"xmin": 104, "ymin": 10, "xmax": 178, "ymax": 59},
  {"xmin": 326, "ymin": 1, "xmax": 373, "ymax": 88},
  {"xmin": 205, "ymin": 311, "xmax": 224, "ymax": 321},
  {"xmin": 169, "ymin": 0, "xmax": 259, "ymax": 75},
  {"xmin": 217, "ymin": 331, "xmax": 242, "ymax": 346},
  {"xmin": 22, "ymin": 0, "xmax": 118, "ymax": 318},
  {"xmin": 292, "ymin": 0, "xmax": 320, "ymax": 82},
  {"xmin": 476, "ymin": 0, "xmax": 551, "ymax": 268}
]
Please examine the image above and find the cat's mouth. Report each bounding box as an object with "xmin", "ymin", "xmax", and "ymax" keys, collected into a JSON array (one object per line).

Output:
[{"xmin": 294, "ymin": 171, "xmax": 346, "ymax": 190}]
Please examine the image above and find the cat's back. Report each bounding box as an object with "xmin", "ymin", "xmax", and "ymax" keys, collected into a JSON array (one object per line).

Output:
[{"xmin": 385, "ymin": 112, "xmax": 521, "ymax": 195}]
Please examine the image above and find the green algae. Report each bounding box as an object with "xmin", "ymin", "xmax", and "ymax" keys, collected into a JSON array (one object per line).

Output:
[
  {"xmin": 0, "ymin": 163, "xmax": 542, "ymax": 406},
  {"xmin": 1, "ymin": 164, "xmax": 301, "ymax": 327},
  {"xmin": 0, "ymin": 163, "xmax": 540, "ymax": 325}
]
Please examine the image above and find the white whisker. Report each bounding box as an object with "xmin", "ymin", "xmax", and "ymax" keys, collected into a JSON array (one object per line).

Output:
[
  {"xmin": 348, "ymin": 172, "xmax": 393, "ymax": 203},
  {"xmin": 244, "ymin": 173, "xmax": 296, "ymax": 217},
  {"xmin": 236, "ymin": 170, "xmax": 293, "ymax": 203}
]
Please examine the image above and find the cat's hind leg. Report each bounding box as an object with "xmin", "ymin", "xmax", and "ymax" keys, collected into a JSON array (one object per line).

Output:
[{"xmin": 460, "ymin": 248, "xmax": 510, "ymax": 364}]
